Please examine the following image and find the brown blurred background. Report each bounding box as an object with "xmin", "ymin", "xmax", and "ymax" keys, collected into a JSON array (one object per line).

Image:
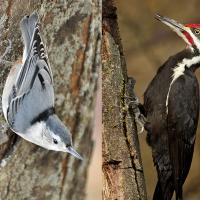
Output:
[
  {"xmin": 86, "ymin": 79, "xmax": 102, "ymax": 200},
  {"xmin": 116, "ymin": 0, "xmax": 200, "ymax": 199}
]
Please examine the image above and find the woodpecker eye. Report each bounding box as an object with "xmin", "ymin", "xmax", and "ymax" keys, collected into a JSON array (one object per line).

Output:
[
  {"xmin": 194, "ymin": 29, "xmax": 200, "ymax": 35},
  {"xmin": 53, "ymin": 138, "xmax": 58, "ymax": 144}
]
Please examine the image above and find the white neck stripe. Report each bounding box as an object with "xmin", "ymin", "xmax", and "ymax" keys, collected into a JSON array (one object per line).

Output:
[{"xmin": 166, "ymin": 55, "xmax": 200, "ymax": 114}]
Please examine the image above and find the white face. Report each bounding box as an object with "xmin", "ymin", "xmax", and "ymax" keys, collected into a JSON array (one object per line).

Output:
[
  {"xmin": 42, "ymin": 129, "xmax": 67, "ymax": 151},
  {"xmin": 21, "ymin": 121, "xmax": 67, "ymax": 152},
  {"xmin": 186, "ymin": 28, "xmax": 200, "ymax": 52},
  {"xmin": 21, "ymin": 122, "xmax": 83, "ymax": 159}
]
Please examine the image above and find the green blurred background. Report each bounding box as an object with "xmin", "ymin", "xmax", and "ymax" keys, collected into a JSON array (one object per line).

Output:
[{"xmin": 116, "ymin": 0, "xmax": 200, "ymax": 199}]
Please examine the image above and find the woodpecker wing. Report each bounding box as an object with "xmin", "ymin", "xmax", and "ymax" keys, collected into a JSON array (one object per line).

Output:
[
  {"xmin": 5, "ymin": 13, "xmax": 54, "ymax": 132},
  {"xmin": 167, "ymin": 72, "xmax": 199, "ymax": 195}
]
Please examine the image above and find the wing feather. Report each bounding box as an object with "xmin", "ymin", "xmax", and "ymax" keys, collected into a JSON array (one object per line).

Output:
[
  {"xmin": 167, "ymin": 72, "xmax": 199, "ymax": 193},
  {"xmin": 5, "ymin": 13, "xmax": 54, "ymax": 132}
]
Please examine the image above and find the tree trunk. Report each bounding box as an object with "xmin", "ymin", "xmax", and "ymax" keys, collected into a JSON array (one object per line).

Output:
[
  {"xmin": 0, "ymin": 1, "xmax": 101, "ymax": 199},
  {"xmin": 102, "ymin": 0, "xmax": 147, "ymax": 199}
]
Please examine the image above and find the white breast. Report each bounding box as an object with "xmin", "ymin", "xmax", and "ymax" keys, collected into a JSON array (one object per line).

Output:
[{"xmin": 19, "ymin": 121, "xmax": 46, "ymax": 147}]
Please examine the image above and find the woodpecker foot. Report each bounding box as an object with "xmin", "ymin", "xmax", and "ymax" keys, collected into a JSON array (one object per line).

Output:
[
  {"xmin": 135, "ymin": 113, "xmax": 146, "ymax": 133},
  {"xmin": 125, "ymin": 77, "xmax": 146, "ymax": 134},
  {"xmin": 126, "ymin": 96, "xmax": 146, "ymax": 133},
  {"xmin": 111, "ymin": 96, "xmax": 146, "ymax": 133}
]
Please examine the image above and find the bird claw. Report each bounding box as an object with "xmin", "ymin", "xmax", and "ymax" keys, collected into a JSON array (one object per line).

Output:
[
  {"xmin": 135, "ymin": 113, "xmax": 146, "ymax": 134},
  {"xmin": 126, "ymin": 96, "xmax": 146, "ymax": 134},
  {"xmin": 111, "ymin": 95, "xmax": 146, "ymax": 133}
]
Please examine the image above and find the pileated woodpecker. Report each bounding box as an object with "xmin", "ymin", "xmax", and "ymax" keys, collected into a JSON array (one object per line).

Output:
[{"xmin": 144, "ymin": 14, "xmax": 200, "ymax": 200}]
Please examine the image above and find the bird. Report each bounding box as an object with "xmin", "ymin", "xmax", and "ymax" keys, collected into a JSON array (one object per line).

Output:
[
  {"xmin": 144, "ymin": 14, "xmax": 200, "ymax": 200},
  {"xmin": 2, "ymin": 12, "xmax": 83, "ymax": 160}
]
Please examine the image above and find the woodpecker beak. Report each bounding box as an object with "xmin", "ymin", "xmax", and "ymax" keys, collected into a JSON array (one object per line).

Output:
[
  {"xmin": 155, "ymin": 14, "xmax": 192, "ymax": 46},
  {"xmin": 66, "ymin": 146, "xmax": 83, "ymax": 160},
  {"xmin": 155, "ymin": 14, "xmax": 187, "ymax": 32}
]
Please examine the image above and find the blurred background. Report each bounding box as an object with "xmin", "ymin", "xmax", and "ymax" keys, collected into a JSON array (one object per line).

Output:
[
  {"xmin": 116, "ymin": 0, "xmax": 200, "ymax": 199},
  {"xmin": 86, "ymin": 79, "xmax": 102, "ymax": 200}
]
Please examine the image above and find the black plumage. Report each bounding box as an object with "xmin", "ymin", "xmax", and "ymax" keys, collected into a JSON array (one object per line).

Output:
[{"xmin": 144, "ymin": 48, "xmax": 200, "ymax": 200}]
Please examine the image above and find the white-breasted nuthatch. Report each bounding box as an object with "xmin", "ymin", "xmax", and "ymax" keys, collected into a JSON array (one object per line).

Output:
[{"xmin": 2, "ymin": 12, "xmax": 83, "ymax": 160}]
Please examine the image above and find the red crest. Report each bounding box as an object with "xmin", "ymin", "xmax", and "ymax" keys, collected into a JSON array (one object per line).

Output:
[{"xmin": 185, "ymin": 24, "xmax": 200, "ymax": 28}]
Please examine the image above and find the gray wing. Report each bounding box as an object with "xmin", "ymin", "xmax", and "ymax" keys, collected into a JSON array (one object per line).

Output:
[{"xmin": 7, "ymin": 12, "xmax": 54, "ymax": 132}]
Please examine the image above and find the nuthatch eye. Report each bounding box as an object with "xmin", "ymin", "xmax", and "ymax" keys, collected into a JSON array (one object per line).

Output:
[{"xmin": 2, "ymin": 12, "xmax": 82, "ymax": 160}]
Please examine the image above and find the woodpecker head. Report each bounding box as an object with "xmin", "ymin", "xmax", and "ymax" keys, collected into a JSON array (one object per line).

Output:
[{"xmin": 155, "ymin": 14, "xmax": 200, "ymax": 53}]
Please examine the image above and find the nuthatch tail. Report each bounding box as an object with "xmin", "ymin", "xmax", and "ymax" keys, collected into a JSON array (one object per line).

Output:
[{"xmin": 2, "ymin": 12, "xmax": 82, "ymax": 160}]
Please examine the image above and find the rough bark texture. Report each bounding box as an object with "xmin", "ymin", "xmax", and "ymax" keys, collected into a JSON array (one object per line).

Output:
[
  {"xmin": 0, "ymin": 0, "xmax": 101, "ymax": 199},
  {"xmin": 102, "ymin": 1, "xmax": 147, "ymax": 199}
]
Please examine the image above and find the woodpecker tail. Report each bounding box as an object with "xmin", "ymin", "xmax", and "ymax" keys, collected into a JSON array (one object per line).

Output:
[
  {"xmin": 153, "ymin": 180, "xmax": 174, "ymax": 200},
  {"xmin": 175, "ymin": 187, "xmax": 183, "ymax": 200},
  {"xmin": 20, "ymin": 12, "xmax": 39, "ymax": 62},
  {"xmin": 153, "ymin": 182, "xmax": 163, "ymax": 200}
]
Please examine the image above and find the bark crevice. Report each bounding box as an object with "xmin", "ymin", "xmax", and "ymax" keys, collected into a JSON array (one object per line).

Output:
[{"xmin": 102, "ymin": 0, "xmax": 147, "ymax": 199}]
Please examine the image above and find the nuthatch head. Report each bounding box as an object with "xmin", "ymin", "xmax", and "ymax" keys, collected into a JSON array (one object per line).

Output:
[{"xmin": 2, "ymin": 12, "xmax": 82, "ymax": 160}]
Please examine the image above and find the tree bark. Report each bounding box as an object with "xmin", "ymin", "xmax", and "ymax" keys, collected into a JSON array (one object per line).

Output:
[
  {"xmin": 102, "ymin": 1, "xmax": 147, "ymax": 199},
  {"xmin": 0, "ymin": 0, "xmax": 101, "ymax": 199}
]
